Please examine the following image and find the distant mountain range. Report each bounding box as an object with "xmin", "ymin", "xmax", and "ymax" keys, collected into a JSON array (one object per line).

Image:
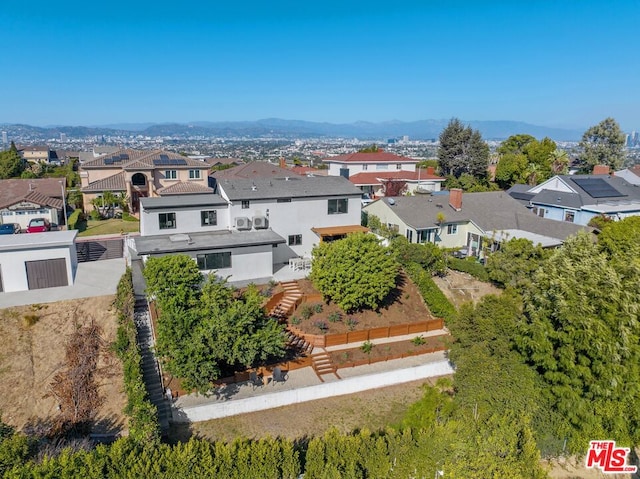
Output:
[{"xmin": 0, "ymin": 119, "xmax": 585, "ymax": 141}]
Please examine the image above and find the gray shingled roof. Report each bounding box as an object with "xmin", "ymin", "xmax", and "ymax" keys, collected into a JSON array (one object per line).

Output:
[
  {"xmin": 211, "ymin": 161, "xmax": 298, "ymax": 179},
  {"xmin": 219, "ymin": 176, "xmax": 363, "ymax": 201},
  {"xmin": 140, "ymin": 194, "xmax": 228, "ymax": 210},
  {"xmin": 365, "ymin": 191, "xmax": 588, "ymax": 241},
  {"xmin": 530, "ymin": 189, "xmax": 583, "ymax": 209},
  {"xmin": 134, "ymin": 229, "xmax": 285, "ymax": 255}
]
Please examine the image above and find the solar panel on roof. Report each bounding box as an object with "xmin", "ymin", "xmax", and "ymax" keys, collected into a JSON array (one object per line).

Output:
[
  {"xmin": 160, "ymin": 154, "xmax": 169, "ymax": 161},
  {"xmin": 120, "ymin": 154, "xmax": 129, "ymax": 160},
  {"xmin": 170, "ymin": 159, "xmax": 187, "ymax": 165},
  {"xmin": 573, "ymin": 178, "xmax": 625, "ymax": 198},
  {"xmin": 104, "ymin": 158, "xmax": 113, "ymax": 165}
]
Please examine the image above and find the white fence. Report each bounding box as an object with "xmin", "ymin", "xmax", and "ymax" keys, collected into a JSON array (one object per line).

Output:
[{"xmin": 173, "ymin": 360, "xmax": 454, "ymax": 423}]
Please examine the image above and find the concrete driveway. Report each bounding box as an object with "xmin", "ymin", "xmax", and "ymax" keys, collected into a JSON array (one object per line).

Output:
[{"xmin": 0, "ymin": 258, "xmax": 126, "ymax": 308}]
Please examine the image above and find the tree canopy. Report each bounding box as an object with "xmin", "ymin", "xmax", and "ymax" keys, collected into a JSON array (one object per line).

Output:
[
  {"xmin": 0, "ymin": 142, "xmax": 25, "ymax": 179},
  {"xmin": 437, "ymin": 118, "xmax": 490, "ymax": 179},
  {"xmin": 486, "ymin": 238, "xmax": 550, "ymax": 291},
  {"xmin": 579, "ymin": 117, "xmax": 626, "ymax": 171},
  {"xmin": 310, "ymin": 233, "xmax": 398, "ymax": 312},
  {"xmin": 494, "ymin": 134, "xmax": 561, "ymax": 187}
]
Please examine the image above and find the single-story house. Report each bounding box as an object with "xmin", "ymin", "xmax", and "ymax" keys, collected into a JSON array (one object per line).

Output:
[
  {"xmin": 363, "ymin": 189, "xmax": 589, "ymax": 257},
  {"xmin": 0, "ymin": 178, "xmax": 66, "ymax": 229}
]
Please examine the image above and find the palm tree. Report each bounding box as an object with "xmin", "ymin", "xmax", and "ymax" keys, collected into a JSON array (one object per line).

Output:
[{"xmin": 549, "ymin": 149, "xmax": 569, "ymax": 175}]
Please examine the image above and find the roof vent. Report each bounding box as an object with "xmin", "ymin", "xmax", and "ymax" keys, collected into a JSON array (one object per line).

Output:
[
  {"xmin": 251, "ymin": 184, "xmax": 257, "ymax": 191},
  {"xmin": 285, "ymin": 176, "xmax": 290, "ymax": 181},
  {"xmin": 388, "ymin": 198, "xmax": 396, "ymax": 205}
]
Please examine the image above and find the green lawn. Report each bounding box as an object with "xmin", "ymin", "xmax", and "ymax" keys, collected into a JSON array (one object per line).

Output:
[{"xmin": 76, "ymin": 218, "xmax": 140, "ymax": 237}]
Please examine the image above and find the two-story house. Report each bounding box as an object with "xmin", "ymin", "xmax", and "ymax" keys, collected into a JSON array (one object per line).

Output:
[
  {"xmin": 134, "ymin": 175, "xmax": 365, "ymax": 283},
  {"xmin": 80, "ymin": 149, "xmax": 212, "ymax": 213},
  {"xmin": 322, "ymin": 150, "xmax": 443, "ymax": 197},
  {"xmin": 364, "ymin": 189, "xmax": 588, "ymax": 257}
]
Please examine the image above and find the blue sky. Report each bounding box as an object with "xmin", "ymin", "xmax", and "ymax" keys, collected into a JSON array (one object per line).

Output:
[{"xmin": 1, "ymin": 0, "xmax": 638, "ymax": 130}]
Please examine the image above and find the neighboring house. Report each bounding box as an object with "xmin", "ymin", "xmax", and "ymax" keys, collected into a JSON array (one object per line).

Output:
[
  {"xmin": 322, "ymin": 149, "xmax": 419, "ymax": 177},
  {"xmin": 363, "ymin": 189, "xmax": 588, "ymax": 257},
  {"xmin": 0, "ymin": 231, "xmax": 78, "ymax": 292},
  {"xmin": 349, "ymin": 167, "xmax": 445, "ymax": 198},
  {"xmin": 210, "ymin": 161, "xmax": 301, "ymax": 182},
  {"xmin": 135, "ymin": 175, "xmax": 365, "ymax": 283},
  {"xmin": 204, "ymin": 157, "xmax": 244, "ymax": 169},
  {"xmin": 0, "ymin": 178, "xmax": 66, "ymax": 229},
  {"xmin": 18, "ymin": 145, "xmax": 51, "ymax": 164},
  {"xmin": 80, "ymin": 149, "xmax": 211, "ymax": 213},
  {"xmin": 507, "ymin": 170, "xmax": 640, "ymax": 226},
  {"xmin": 614, "ymin": 164, "xmax": 640, "ymax": 185}
]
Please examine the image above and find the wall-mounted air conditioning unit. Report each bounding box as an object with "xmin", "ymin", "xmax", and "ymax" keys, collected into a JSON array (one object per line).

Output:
[
  {"xmin": 253, "ymin": 216, "xmax": 268, "ymax": 229},
  {"xmin": 235, "ymin": 217, "xmax": 252, "ymax": 230}
]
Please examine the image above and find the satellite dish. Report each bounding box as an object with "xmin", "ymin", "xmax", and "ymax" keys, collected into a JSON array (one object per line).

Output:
[{"xmin": 388, "ymin": 198, "xmax": 396, "ymax": 205}]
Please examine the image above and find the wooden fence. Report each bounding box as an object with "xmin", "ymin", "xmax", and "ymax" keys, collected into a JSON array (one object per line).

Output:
[{"xmin": 289, "ymin": 318, "xmax": 445, "ymax": 348}]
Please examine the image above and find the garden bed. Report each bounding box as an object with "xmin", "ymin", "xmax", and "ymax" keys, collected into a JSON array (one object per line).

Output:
[
  {"xmin": 291, "ymin": 275, "xmax": 434, "ymax": 336},
  {"xmin": 329, "ymin": 335, "xmax": 449, "ymax": 369}
]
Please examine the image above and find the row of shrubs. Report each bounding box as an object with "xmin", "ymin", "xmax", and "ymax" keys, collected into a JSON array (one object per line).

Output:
[
  {"xmin": 4, "ymin": 427, "xmax": 451, "ymax": 478},
  {"xmin": 446, "ymin": 256, "xmax": 490, "ymax": 282},
  {"xmin": 112, "ymin": 269, "xmax": 160, "ymax": 444},
  {"xmin": 404, "ymin": 263, "xmax": 458, "ymax": 323}
]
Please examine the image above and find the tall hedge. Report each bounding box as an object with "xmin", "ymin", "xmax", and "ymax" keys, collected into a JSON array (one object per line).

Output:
[
  {"xmin": 113, "ymin": 269, "xmax": 160, "ymax": 444},
  {"xmin": 404, "ymin": 264, "xmax": 457, "ymax": 323}
]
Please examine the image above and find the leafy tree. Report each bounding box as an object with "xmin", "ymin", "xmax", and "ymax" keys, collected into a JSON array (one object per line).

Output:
[
  {"xmin": 597, "ymin": 215, "xmax": 640, "ymax": 260},
  {"xmin": 517, "ymin": 232, "xmax": 640, "ymax": 449},
  {"xmin": 0, "ymin": 141, "xmax": 25, "ymax": 178},
  {"xmin": 143, "ymin": 254, "xmax": 203, "ymax": 311},
  {"xmin": 495, "ymin": 135, "xmax": 558, "ymax": 187},
  {"xmin": 444, "ymin": 172, "xmax": 500, "ymax": 192},
  {"xmin": 549, "ymin": 148, "xmax": 569, "ymax": 175},
  {"xmin": 486, "ymin": 238, "xmax": 550, "ymax": 291},
  {"xmin": 90, "ymin": 190, "xmax": 127, "ymax": 217},
  {"xmin": 389, "ymin": 236, "xmax": 446, "ymax": 275},
  {"xmin": 310, "ymin": 233, "xmax": 398, "ymax": 312},
  {"xmin": 579, "ymin": 117, "xmax": 626, "ymax": 171},
  {"xmin": 358, "ymin": 144, "xmax": 379, "ymax": 153},
  {"xmin": 437, "ymin": 118, "xmax": 490, "ymax": 178}
]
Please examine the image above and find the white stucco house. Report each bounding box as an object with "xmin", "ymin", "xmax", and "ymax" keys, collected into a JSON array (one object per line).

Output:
[
  {"xmin": 0, "ymin": 230, "xmax": 78, "ymax": 292},
  {"xmin": 135, "ymin": 175, "xmax": 365, "ymax": 283}
]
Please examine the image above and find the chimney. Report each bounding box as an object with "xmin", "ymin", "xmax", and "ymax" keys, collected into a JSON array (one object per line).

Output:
[
  {"xmin": 426, "ymin": 166, "xmax": 435, "ymax": 176},
  {"xmin": 593, "ymin": 164, "xmax": 610, "ymax": 175},
  {"xmin": 449, "ymin": 188, "xmax": 463, "ymax": 211},
  {"xmin": 279, "ymin": 157, "xmax": 286, "ymax": 169}
]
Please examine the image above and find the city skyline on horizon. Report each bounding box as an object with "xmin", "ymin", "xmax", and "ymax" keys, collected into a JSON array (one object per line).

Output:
[{"xmin": 2, "ymin": 1, "xmax": 639, "ymax": 130}]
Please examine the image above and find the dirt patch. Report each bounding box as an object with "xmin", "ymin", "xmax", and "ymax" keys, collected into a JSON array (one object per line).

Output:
[
  {"xmin": 0, "ymin": 296, "xmax": 127, "ymax": 435},
  {"xmin": 432, "ymin": 269, "xmax": 501, "ymax": 309},
  {"xmin": 170, "ymin": 378, "xmax": 447, "ymax": 443},
  {"xmin": 329, "ymin": 336, "xmax": 448, "ymax": 367},
  {"xmin": 292, "ymin": 275, "xmax": 434, "ymax": 335},
  {"xmin": 544, "ymin": 456, "xmax": 638, "ymax": 478}
]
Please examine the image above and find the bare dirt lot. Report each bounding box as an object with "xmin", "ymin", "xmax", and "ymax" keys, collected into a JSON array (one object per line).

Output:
[
  {"xmin": 0, "ymin": 296, "xmax": 127, "ymax": 435},
  {"xmin": 432, "ymin": 269, "xmax": 501, "ymax": 309},
  {"xmin": 170, "ymin": 378, "xmax": 443, "ymax": 443},
  {"xmin": 292, "ymin": 275, "xmax": 434, "ymax": 335}
]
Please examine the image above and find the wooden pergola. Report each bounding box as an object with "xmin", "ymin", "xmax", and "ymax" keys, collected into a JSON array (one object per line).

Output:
[{"xmin": 311, "ymin": 225, "xmax": 369, "ymax": 242}]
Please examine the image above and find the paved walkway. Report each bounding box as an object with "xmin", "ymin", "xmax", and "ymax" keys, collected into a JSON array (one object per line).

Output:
[
  {"xmin": 0, "ymin": 258, "xmax": 126, "ymax": 308},
  {"xmin": 172, "ymin": 349, "xmax": 453, "ymax": 422}
]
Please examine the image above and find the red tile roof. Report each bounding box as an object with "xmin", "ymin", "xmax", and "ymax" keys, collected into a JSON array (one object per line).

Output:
[
  {"xmin": 0, "ymin": 178, "xmax": 64, "ymax": 209},
  {"xmin": 348, "ymin": 170, "xmax": 444, "ymax": 186},
  {"xmin": 322, "ymin": 150, "xmax": 419, "ymax": 164}
]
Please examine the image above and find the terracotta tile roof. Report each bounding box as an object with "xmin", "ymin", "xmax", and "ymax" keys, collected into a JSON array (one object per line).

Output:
[
  {"xmin": 156, "ymin": 182, "xmax": 214, "ymax": 195},
  {"xmin": 322, "ymin": 150, "xmax": 419, "ymax": 164},
  {"xmin": 349, "ymin": 170, "xmax": 443, "ymax": 186},
  {"xmin": 82, "ymin": 172, "xmax": 126, "ymax": 192},
  {"xmin": 211, "ymin": 162, "xmax": 302, "ymax": 179}
]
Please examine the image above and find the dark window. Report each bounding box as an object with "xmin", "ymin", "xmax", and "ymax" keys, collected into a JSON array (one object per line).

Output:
[
  {"xmin": 417, "ymin": 230, "xmax": 432, "ymax": 243},
  {"xmin": 406, "ymin": 230, "xmax": 413, "ymax": 242},
  {"xmin": 447, "ymin": 224, "xmax": 458, "ymax": 234},
  {"xmin": 328, "ymin": 198, "xmax": 348, "ymax": 214},
  {"xmin": 165, "ymin": 170, "xmax": 177, "ymax": 179},
  {"xmin": 241, "ymin": 200, "xmax": 250, "ymax": 209},
  {"xmin": 189, "ymin": 169, "xmax": 201, "ymax": 179},
  {"xmin": 288, "ymin": 234, "xmax": 302, "ymax": 246},
  {"xmin": 196, "ymin": 252, "xmax": 231, "ymax": 270},
  {"xmin": 159, "ymin": 212, "xmax": 176, "ymax": 229},
  {"xmin": 564, "ymin": 211, "xmax": 575, "ymax": 223},
  {"xmin": 131, "ymin": 173, "xmax": 146, "ymax": 186},
  {"xmin": 201, "ymin": 210, "xmax": 217, "ymax": 226},
  {"xmin": 277, "ymin": 198, "xmax": 291, "ymax": 203}
]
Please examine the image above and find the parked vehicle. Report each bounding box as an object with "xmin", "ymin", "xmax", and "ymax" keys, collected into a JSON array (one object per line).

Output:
[
  {"xmin": 26, "ymin": 218, "xmax": 51, "ymax": 233},
  {"xmin": 0, "ymin": 223, "xmax": 20, "ymax": 234}
]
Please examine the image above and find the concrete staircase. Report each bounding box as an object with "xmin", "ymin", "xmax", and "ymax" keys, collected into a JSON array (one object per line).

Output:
[
  {"xmin": 131, "ymin": 260, "xmax": 171, "ymax": 436},
  {"xmin": 311, "ymin": 350, "xmax": 340, "ymax": 382}
]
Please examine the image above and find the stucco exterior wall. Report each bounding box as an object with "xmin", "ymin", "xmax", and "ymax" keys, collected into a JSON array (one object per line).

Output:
[
  {"xmin": 140, "ymin": 205, "xmax": 230, "ymax": 236},
  {"xmin": 0, "ymin": 244, "xmax": 76, "ymax": 292}
]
